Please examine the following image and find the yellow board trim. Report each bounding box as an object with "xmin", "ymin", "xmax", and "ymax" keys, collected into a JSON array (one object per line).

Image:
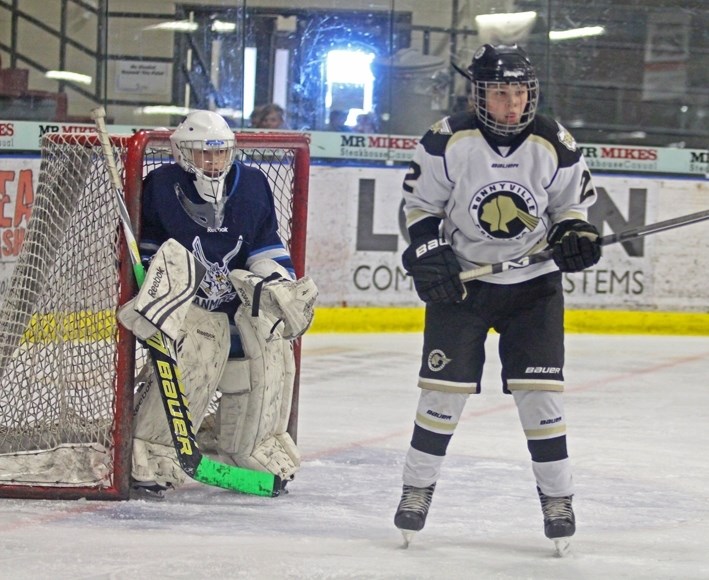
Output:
[
  {"xmin": 309, "ymin": 307, "xmax": 709, "ymax": 335},
  {"xmin": 22, "ymin": 311, "xmax": 117, "ymax": 343},
  {"xmin": 20, "ymin": 307, "xmax": 709, "ymax": 343}
]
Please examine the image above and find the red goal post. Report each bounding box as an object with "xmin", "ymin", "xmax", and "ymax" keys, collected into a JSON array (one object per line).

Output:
[{"xmin": 0, "ymin": 129, "xmax": 310, "ymax": 500}]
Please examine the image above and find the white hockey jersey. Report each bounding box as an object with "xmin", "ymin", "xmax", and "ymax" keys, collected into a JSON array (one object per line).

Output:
[{"xmin": 402, "ymin": 111, "xmax": 597, "ymax": 284}]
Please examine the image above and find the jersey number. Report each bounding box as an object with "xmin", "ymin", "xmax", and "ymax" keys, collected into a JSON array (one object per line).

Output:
[{"xmin": 403, "ymin": 161, "xmax": 421, "ymax": 194}]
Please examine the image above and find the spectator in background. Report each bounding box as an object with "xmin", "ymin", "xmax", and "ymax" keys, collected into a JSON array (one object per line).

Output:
[
  {"xmin": 354, "ymin": 113, "xmax": 378, "ymax": 134},
  {"xmin": 250, "ymin": 104, "xmax": 287, "ymax": 129},
  {"xmin": 328, "ymin": 109, "xmax": 351, "ymax": 132}
]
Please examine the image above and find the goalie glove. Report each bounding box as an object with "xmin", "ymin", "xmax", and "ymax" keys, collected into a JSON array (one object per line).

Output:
[
  {"xmin": 117, "ymin": 239, "xmax": 206, "ymax": 340},
  {"xmin": 547, "ymin": 219, "xmax": 602, "ymax": 272},
  {"xmin": 402, "ymin": 235, "xmax": 465, "ymax": 304},
  {"xmin": 230, "ymin": 269, "xmax": 318, "ymax": 340}
]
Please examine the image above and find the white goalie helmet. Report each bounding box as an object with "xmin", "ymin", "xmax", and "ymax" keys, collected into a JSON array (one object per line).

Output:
[{"xmin": 170, "ymin": 110, "xmax": 237, "ymax": 205}]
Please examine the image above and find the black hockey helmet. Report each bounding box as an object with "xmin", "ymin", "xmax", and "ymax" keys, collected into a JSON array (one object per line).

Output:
[
  {"xmin": 467, "ymin": 44, "xmax": 536, "ymax": 83},
  {"xmin": 466, "ymin": 44, "xmax": 539, "ymax": 136}
]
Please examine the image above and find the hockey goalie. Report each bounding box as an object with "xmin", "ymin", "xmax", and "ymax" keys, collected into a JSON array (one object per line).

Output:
[{"xmin": 117, "ymin": 110, "xmax": 318, "ymax": 499}]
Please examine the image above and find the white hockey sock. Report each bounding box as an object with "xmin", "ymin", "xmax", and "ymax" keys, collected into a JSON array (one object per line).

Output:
[{"xmin": 402, "ymin": 447, "xmax": 443, "ymax": 488}]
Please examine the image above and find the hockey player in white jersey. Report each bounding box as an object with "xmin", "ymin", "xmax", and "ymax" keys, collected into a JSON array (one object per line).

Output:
[{"xmin": 394, "ymin": 44, "xmax": 601, "ymax": 554}]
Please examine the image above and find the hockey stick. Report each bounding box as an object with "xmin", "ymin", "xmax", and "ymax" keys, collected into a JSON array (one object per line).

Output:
[
  {"xmin": 90, "ymin": 107, "xmax": 282, "ymax": 497},
  {"xmin": 460, "ymin": 209, "xmax": 709, "ymax": 282}
]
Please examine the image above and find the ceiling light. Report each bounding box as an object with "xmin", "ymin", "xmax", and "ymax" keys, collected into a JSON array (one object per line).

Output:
[
  {"xmin": 211, "ymin": 20, "xmax": 236, "ymax": 33},
  {"xmin": 45, "ymin": 70, "xmax": 92, "ymax": 85},
  {"xmin": 549, "ymin": 26, "xmax": 605, "ymax": 41},
  {"xmin": 475, "ymin": 11, "xmax": 537, "ymax": 28},
  {"xmin": 135, "ymin": 106, "xmax": 192, "ymax": 116},
  {"xmin": 144, "ymin": 21, "xmax": 198, "ymax": 32},
  {"xmin": 475, "ymin": 11, "xmax": 537, "ymax": 45}
]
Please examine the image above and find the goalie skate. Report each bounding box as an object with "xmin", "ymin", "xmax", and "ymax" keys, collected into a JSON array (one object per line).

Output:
[{"xmin": 129, "ymin": 480, "xmax": 173, "ymax": 501}]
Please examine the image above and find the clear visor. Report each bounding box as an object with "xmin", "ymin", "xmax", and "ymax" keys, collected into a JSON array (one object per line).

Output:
[
  {"xmin": 177, "ymin": 139, "xmax": 236, "ymax": 181},
  {"xmin": 473, "ymin": 79, "xmax": 539, "ymax": 137},
  {"xmin": 175, "ymin": 138, "xmax": 236, "ymax": 205}
]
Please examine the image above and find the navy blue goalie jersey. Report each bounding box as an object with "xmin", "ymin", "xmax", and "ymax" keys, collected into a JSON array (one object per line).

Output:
[{"xmin": 140, "ymin": 161, "xmax": 294, "ymax": 319}]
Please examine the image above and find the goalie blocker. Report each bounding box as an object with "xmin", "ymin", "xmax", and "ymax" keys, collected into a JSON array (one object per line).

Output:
[{"xmin": 119, "ymin": 241, "xmax": 318, "ymax": 489}]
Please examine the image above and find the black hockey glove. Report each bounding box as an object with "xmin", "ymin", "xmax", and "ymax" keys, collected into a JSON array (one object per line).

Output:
[
  {"xmin": 547, "ymin": 219, "xmax": 602, "ymax": 272},
  {"xmin": 402, "ymin": 236, "xmax": 465, "ymax": 304}
]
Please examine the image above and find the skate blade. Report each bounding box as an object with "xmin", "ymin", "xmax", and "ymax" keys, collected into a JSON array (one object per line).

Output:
[
  {"xmin": 400, "ymin": 530, "xmax": 417, "ymax": 549},
  {"xmin": 553, "ymin": 538, "xmax": 571, "ymax": 557}
]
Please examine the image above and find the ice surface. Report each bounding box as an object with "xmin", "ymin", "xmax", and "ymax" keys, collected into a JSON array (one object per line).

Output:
[{"xmin": 2, "ymin": 333, "xmax": 709, "ymax": 579}]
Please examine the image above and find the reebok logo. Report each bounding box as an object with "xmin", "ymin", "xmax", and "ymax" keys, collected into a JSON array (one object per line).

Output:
[{"xmin": 148, "ymin": 266, "xmax": 165, "ymax": 298}]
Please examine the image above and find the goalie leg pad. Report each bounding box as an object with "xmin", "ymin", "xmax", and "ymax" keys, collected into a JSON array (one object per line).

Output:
[
  {"xmin": 219, "ymin": 428, "xmax": 301, "ymax": 481},
  {"xmin": 131, "ymin": 438, "xmax": 186, "ymax": 488},
  {"xmin": 118, "ymin": 238, "xmax": 206, "ymax": 341},
  {"xmin": 214, "ymin": 307, "xmax": 300, "ymax": 479},
  {"xmin": 195, "ymin": 358, "xmax": 251, "ymax": 454},
  {"xmin": 132, "ymin": 305, "xmax": 230, "ymax": 486}
]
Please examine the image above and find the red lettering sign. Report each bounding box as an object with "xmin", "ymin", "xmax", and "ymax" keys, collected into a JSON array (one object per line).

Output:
[
  {"xmin": 0, "ymin": 171, "xmax": 14, "ymax": 228},
  {"xmin": 600, "ymin": 147, "xmax": 658, "ymax": 161}
]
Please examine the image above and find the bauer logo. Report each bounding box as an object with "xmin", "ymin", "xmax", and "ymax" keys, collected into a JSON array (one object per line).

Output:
[
  {"xmin": 146, "ymin": 338, "xmax": 194, "ymax": 458},
  {"xmin": 525, "ymin": 366, "xmax": 561, "ymax": 374},
  {"xmin": 426, "ymin": 409, "xmax": 453, "ymax": 421}
]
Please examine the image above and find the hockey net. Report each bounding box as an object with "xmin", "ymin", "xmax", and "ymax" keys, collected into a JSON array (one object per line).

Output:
[{"xmin": 0, "ymin": 129, "xmax": 310, "ymax": 500}]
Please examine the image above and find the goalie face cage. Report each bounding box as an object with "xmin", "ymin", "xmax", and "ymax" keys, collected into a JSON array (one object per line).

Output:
[{"xmin": 0, "ymin": 130, "xmax": 310, "ymax": 500}]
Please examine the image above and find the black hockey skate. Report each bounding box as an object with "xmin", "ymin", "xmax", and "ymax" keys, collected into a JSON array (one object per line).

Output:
[
  {"xmin": 394, "ymin": 483, "xmax": 436, "ymax": 547},
  {"xmin": 130, "ymin": 479, "xmax": 173, "ymax": 501},
  {"xmin": 537, "ymin": 486, "xmax": 575, "ymax": 556}
]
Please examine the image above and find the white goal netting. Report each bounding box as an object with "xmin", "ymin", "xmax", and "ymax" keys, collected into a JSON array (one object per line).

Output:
[{"xmin": 0, "ymin": 130, "xmax": 310, "ymax": 499}]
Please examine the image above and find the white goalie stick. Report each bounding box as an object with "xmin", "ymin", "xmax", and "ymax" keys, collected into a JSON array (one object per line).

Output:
[
  {"xmin": 460, "ymin": 209, "xmax": 709, "ymax": 282},
  {"xmin": 90, "ymin": 107, "xmax": 282, "ymax": 497}
]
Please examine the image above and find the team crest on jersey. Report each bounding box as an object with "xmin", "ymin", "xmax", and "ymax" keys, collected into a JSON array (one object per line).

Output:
[
  {"xmin": 556, "ymin": 124, "xmax": 577, "ymax": 152},
  {"xmin": 428, "ymin": 349, "xmax": 452, "ymax": 372},
  {"xmin": 470, "ymin": 181, "xmax": 541, "ymax": 240},
  {"xmin": 191, "ymin": 236, "xmax": 242, "ymax": 311},
  {"xmin": 430, "ymin": 118, "xmax": 452, "ymax": 134}
]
